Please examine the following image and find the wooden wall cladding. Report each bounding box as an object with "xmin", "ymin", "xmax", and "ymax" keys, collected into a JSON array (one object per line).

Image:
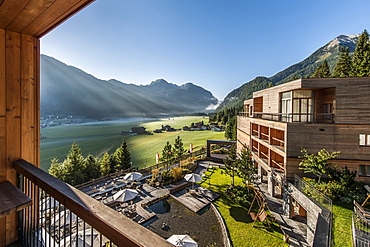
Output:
[
  {"xmin": 286, "ymin": 123, "xmax": 370, "ymax": 160},
  {"xmin": 0, "ymin": 29, "xmax": 40, "ymax": 245}
]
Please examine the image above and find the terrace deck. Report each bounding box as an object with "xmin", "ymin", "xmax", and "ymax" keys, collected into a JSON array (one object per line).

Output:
[
  {"xmin": 132, "ymin": 205, "xmax": 156, "ymax": 224},
  {"xmin": 170, "ymin": 186, "xmax": 220, "ymax": 213}
]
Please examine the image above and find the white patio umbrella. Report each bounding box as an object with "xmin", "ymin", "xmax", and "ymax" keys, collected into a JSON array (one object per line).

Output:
[
  {"xmin": 184, "ymin": 173, "xmax": 202, "ymax": 189},
  {"xmin": 167, "ymin": 234, "xmax": 198, "ymax": 247},
  {"xmin": 61, "ymin": 228, "xmax": 103, "ymax": 247},
  {"xmin": 123, "ymin": 172, "xmax": 142, "ymax": 181},
  {"xmin": 51, "ymin": 210, "xmax": 77, "ymax": 227},
  {"xmin": 113, "ymin": 189, "xmax": 138, "ymax": 202}
]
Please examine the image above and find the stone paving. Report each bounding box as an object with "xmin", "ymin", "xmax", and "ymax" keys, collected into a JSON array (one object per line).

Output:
[{"xmin": 256, "ymin": 182, "xmax": 310, "ymax": 247}]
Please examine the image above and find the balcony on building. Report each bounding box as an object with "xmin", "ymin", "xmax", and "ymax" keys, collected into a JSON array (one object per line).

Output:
[{"xmin": 240, "ymin": 87, "xmax": 335, "ymax": 124}]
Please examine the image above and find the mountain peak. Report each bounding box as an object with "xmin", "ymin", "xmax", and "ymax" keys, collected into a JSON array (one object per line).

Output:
[
  {"xmin": 150, "ymin": 78, "xmax": 170, "ymax": 86},
  {"xmin": 327, "ymin": 34, "xmax": 359, "ymax": 51},
  {"xmin": 181, "ymin": 82, "xmax": 196, "ymax": 90}
]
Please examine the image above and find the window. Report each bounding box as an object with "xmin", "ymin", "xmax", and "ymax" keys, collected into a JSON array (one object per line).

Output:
[
  {"xmin": 281, "ymin": 91, "xmax": 292, "ymax": 122},
  {"xmin": 280, "ymin": 90, "xmax": 314, "ymax": 122},
  {"xmin": 359, "ymin": 165, "xmax": 370, "ymax": 176},
  {"xmin": 323, "ymin": 103, "xmax": 332, "ymax": 119},
  {"xmin": 359, "ymin": 134, "xmax": 370, "ymax": 146}
]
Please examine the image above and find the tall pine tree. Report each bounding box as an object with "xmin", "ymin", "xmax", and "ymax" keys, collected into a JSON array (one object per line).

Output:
[
  {"xmin": 161, "ymin": 141, "xmax": 173, "ymax": 170},
  {"xmin": 311, "ymin": 60, "xmax": 331, "ymax": 78},
  {"xmin": 237, "ymin": 145, "xmax": 257, "ymax": 195},
  {"xmin": 333, "ymin": 47, "xmax": 352, "ymax": 77},
  {"xmin": 100, "ymin": 152, "xmax": 111, "ymax": 176},
  {"xmin": 351, "ymin": 29, "xmax": 370, "ymax": 77},
  {"xmin": 84, "ymin": 155, "xmax": 100, "ymax": 181},
  {"xmin": 63, "ymin": 142, "xmax": 86, "ymax": 185},
  {"xmin": 113, "ymin": 139, "xmax": 131, "ymax": 171},
  {"xmin": 223, "ymin": 145, "xmax": 238, "ymax": 186},
  {"xmin": 225, "ymin": 116, "xmax": 237, "ymax": 140},
  {"xmin": 173, "ymin": 136, "xmax": 186, "ymax": 163}
]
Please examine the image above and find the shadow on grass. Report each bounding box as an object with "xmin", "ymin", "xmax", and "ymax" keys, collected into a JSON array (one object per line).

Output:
[{"xmin": 229, "ymin": 206, "xmax": 253, "ymax": 223}]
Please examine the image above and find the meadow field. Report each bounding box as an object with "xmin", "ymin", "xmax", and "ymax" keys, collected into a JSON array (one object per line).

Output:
[{"xmin": 40, "ymin": 116, "xmax": 225, "ymax": 171}]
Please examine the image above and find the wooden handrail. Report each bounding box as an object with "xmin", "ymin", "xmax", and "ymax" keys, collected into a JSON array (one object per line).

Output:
[
  {"xmin": 271, "ymin": 160, "xmax": 284, "ymax": 170},
  {"xmin": 271, "ymin": 137, "xmax": 284, "ymax": 143},
  {"xmin": 260, "ymin": 152, "xmax": 268, "ymax": 160},
  {"xmin": 13, "ymin": 159, "xmax": 173, "ymax": 247}
]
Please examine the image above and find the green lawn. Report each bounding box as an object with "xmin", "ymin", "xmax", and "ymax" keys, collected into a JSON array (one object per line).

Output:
[
  {"xmin": 332, "ymin": 203, "xmax": 353, "ymax": 247},
  {"xmin": 200, "ymin": 168, "xmax": 287, "ymax": 247},
  {"xmin": 40, "ymin": 116, "xmax": 224, "ymax": 171}
]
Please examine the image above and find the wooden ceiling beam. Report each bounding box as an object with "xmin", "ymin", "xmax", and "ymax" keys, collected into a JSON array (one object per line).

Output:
[
  {"xmin": 23, "ymin": 0, "xmax": 94, "ymax": 37},
  {"xmin": 5, "ymin": 0, "xmax": 57, "ymax": 33},
  {"xmin": 0, "ymin": 0, "xmax": 31, "ymax": 29},
  {"xmin": 0, "ymin": 0, "xmax": 94, "ymax": 38}
]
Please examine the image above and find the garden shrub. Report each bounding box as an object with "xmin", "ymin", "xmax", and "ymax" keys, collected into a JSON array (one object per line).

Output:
[{"xmin": 226, "ymin": 185, "xmax": 254, "ymax": 208}]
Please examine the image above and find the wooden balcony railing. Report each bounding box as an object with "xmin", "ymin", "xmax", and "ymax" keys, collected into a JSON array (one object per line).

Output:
[
  {"xmin": 13, "ymin": 159, "xmax": 173, "ymax": 247},
  {"xmin": 271, "ymin": 160, "xmax": 284, "ymax": 171},
  {"xmin": 238, "ymin": 112, "xmax": 334, "ymax": 123},
  {"xmin": 271, "ymin": 137, "xmax": 284, "ymax": 148}
]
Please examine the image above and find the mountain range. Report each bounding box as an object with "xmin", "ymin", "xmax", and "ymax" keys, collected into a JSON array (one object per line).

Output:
[
  {"xmin": 216, "ymin": 34, "xmax": 360, "ymax": 112},
  {"xmin": 40, "ymin": 55, "xmax": 218, "ymax": 119}
]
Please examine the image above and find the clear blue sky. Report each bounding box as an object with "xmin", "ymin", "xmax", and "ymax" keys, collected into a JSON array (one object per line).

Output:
[{"xmin": 41, "ymin": 0, "xmax": 370, "ymax": 100}]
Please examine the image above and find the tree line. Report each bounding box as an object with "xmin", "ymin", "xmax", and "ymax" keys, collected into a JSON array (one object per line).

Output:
[
  {"xmin": 312, "ymin": 29, "xmax": 370, "ymax": 78},
  {"xmin": 49, "ymin": 139, "xmax": 131, "ymax": 186},
  {"xmin": 209, "ymin": 106, "xmax": 241, "ymax": 141}
]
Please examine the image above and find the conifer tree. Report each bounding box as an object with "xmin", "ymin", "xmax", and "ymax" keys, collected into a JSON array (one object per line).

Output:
[
  {"xmin": 113, "ymin": 139, "xmax": 131, "ymax": 171},
  {"xmin": 311, "ymin": 60, "xmax": 331, "ymax": 78},
  {"xmin": 49, "ymin": 158, "xmax": 64, "ymax": 180},
  {"xmin": 161, "ymin": 141, "xmax": 173, "ymax": 170},
  {"xmin": 351, "ymin": 29, "xmax": 370, "ymax": 77},
  {"xmin": 333, "ymin": 47, "xmax": 352, "ymax": 77},
  {"xmin": 223, "ymin": 145, "xmax": 238, "ymax": 186},
  {"xmin": 63, "ymin": 142, "xmax": 86, "ymax": 185},
  {"xmin": 84, "ymin": 155, "xmax": 100, "ymax": 180},
  {"xmin": 237, "ymin": 145, "xmax": 257, "ymax": 195},
  {"xmin": 100, "ymin": 152, "xmax": 111, "ymax": 176},
  {"xmin": 173, "ymin": 136, "xmax": 186, "ymax": 163},
  {"xmin": 225, "ymin": 116, "xmax": 237, "ymax": 140}
]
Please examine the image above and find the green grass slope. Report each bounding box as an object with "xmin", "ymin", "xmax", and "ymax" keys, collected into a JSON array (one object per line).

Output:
[{"xmin": 40, "ymin": 116, "xmax": 224, "ymax": 171}]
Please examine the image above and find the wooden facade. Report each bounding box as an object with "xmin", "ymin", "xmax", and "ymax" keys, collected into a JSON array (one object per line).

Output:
[
  {"xmin": 0, "ymin": 1, "xmax": 90, "ymax": 245},
  {"xmin": 0, "ymin": 30, "xmax": 40, "ymax": 245},
  {"xmin": 237, "ymin": 77, "xmax": 370, "ymax": 183}
]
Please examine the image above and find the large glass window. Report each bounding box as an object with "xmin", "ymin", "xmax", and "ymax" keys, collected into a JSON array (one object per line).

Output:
[
  {"xmin": 281, "ymin": 91, "xmax": 292, "ymax": 122},
  {"xmin": 280, "ymin": 90, "xmax": 314, "ymax": 122}
]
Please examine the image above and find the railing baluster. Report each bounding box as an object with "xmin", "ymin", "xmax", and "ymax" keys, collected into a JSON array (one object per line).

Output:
[
  {"xmin": 64, "ymin": 206, "xmax": 66, "ymax": 247},
  {"xmin": 31, "ymin": 181, "xmax": 34, "ymax": 247},
  {"xmin": 83, "ymin": 221, "xmax": 86, "ymax": 247},
  {"xmin": 76, "ymin": 215, "xmax": 79, "ymax": 247},
  {"xmin": 91, "ymin": 226, "xmax": 94, "ymax": 246},
  {"xmin": 49, "ymin": 193, "xmax": 51, "ymax": 246},
  {"xmin": 28, "ymin": 179, "xmax": 31, "ymax": 245}
]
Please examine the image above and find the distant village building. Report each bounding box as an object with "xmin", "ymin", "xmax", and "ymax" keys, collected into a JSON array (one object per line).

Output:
[
  {"xmin": 195, "ymin": 122, "xmax": 203, "ymax": 128},
  {"xmin": 131, "ymin": 127, "xmax": 146, "ymax": 134},
  {"xmin": 154, "ymin": 129, "xmax": 162, "ymax": 133},
  {"xmin": 162, "ymin": 125, "xmax": 176, "ymax": 131}
]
